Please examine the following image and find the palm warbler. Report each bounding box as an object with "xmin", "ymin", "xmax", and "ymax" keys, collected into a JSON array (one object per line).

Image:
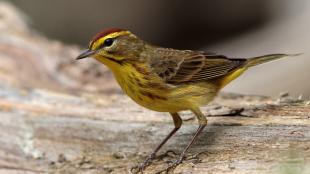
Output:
[{"xmin": 77, "ymin": 28, "xmax": 297, "ymax": 172}]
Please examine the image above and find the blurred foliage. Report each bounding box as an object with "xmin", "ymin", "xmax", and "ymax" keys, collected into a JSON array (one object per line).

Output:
[{"xmin": 9, "ymin": 0, "xmax": 271, "ymax": 49}]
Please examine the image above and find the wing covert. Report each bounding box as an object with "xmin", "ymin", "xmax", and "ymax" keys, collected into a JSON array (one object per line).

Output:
[{"xmin": 150, "ymin": 50, "xmax": 246, "ymax": 85}]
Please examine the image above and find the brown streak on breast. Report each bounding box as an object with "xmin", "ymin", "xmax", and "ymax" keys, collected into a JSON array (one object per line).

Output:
[
  {"xmin": 140, "ymin": 91, "xmax": 167, "ymax": 100},
  {"xmin": 132, "ymin": 63, "xmax": 150, "ymax": 76},
  {"xmin": 146, "ymin": 82, "xmax": 167, "ymax": 91}
]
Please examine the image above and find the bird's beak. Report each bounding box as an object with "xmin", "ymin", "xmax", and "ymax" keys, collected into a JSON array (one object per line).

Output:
[{"xmin": 76, "ymin": 49, "xmax": 97, "ymax": 60}]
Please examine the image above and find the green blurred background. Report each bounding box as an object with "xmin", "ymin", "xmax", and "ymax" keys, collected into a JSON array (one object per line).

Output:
[{"xmin": 9, "ymin": 0, "xmax": 310, "ymax": 98}]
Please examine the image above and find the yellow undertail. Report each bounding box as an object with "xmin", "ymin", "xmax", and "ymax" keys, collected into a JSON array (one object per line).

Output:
[
  {"xmin": 218, "ymin": 67, "xmax": 247, "ymax": 89},
  {"xmin": 218, "ymin": 53, "xmax": 299, "ymax": 89}
]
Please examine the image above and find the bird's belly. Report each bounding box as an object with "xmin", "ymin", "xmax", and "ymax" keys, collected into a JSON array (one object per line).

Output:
[
  {"xmin": 134, "ymin": 96, "xmax": 189, "ymax": 113},
  {"xmin": 113, "ymin": 66, "xmax": 219, "ymax": 112},
  {"xmin": 123, "ymin": 82, "xmax": 219, "ymax": 113},
  {"xmin": 126, "ymin": 88, "xmax": 185, "ymax": 112}
]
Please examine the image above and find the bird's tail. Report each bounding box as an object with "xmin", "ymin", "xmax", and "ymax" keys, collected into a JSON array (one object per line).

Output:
[
  {"xmin": 217, "ymin": 53, "xmax": 301, "ymax": 89},
  {"xmin": 245, "ymin": 54, "xmax": 301, "ymax": 67}
]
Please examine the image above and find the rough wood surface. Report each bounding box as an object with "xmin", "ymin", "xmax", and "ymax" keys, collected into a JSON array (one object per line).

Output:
[{"xmin": 0, "ymin": 2, "xmax": 310, "ymax": 174}]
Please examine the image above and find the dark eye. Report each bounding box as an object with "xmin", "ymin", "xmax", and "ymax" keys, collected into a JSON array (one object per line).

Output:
[{"xmin": 103, "ymin": 38, "xmax": 114, "ymax": 47}]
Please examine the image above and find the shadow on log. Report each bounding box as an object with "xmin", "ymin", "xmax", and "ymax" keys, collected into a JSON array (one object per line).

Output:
[{"xmin": 0, "ymin": 2, "xmax": 309, "ymax": 174}]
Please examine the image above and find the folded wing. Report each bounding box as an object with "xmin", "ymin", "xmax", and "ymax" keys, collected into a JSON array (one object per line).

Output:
[{"xmin": 150, "ymin": 51, "xmax": 246, "ymax": 85}]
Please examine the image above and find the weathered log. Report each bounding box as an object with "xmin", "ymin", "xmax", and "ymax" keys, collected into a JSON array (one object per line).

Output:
[
  {"xmin": 1, "ymin": 87, "xmax": 310, "ymax": 174},
  {"xmin": 0, "ymin": 2, "xmax": 309, "ymax": 174}
]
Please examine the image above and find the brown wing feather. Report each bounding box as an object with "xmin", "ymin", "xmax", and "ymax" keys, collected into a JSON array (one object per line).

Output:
[{"xmin": 150, "ymin": 49, "xmax": 246, "ymax": 85}]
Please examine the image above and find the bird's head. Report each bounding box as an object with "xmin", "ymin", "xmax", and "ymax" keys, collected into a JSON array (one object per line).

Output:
[{"xmin": 76, "ymin": 28, "xmax": 144, "ymax": 64}]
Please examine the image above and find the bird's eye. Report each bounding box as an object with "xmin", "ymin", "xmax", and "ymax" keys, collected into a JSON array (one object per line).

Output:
[{"xmin": 103, "ymin": 38, "xmax": 114, "ymax": 47}]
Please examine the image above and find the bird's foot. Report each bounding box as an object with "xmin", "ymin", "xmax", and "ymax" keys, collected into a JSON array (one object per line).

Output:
[
  {"xmin": 156, "ymin": 150, "xmax": 177, "ymax": 160},
  {"xmin": 155, "ymin": 156, "xmax": 184, "ymax": 174},
  {"xmin": 131, "ymin": 153, "xmax": 156, "ymax": 174},
  {"xmin": 186, "ymin": 151, "xmax": 206, "ymax": 163}
]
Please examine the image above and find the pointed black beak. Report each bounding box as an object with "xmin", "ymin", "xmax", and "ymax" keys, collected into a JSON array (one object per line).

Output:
[{"xmin": 76, "ymin": 49, "xmax": 97, "ymax": 60}]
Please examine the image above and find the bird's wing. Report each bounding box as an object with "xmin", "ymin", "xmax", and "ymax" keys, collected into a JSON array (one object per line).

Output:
[{"xmin": 150, "ymin": 51, "xmax": 246, "ymax": 85}]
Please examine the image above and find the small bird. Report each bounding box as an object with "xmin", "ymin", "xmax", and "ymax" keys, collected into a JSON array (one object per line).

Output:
[{"xmin": 76, "ymin": 28, "xmax": 297, "ymax": 173}]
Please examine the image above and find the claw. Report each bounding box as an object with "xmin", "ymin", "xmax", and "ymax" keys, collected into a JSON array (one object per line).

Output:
[
  {"xmin": 131, "ymin": 150, "xmax": 179, "ymax": 173},
  {"xmin": 155, "ymin": 156, "xmax": 184, "ymax": 174},
  {"xmin": 156, "ymin": 150, "xmax": 177, "ymax": 160},
  {"xmin": 130, "ymin": 153, "xmax": 156, "ymax": 174},
  {"xmin": 186, "ymin": 151, "xmax": 206, "ymax": 162}
]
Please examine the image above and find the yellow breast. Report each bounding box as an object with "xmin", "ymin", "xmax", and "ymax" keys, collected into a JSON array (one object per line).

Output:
[
  {"xmin": 116, "ymin": 66, "xmax": 219, "ymax": 112},
  {"xmin": 96, "ymin": 58, "xmax": 218, "ymax": 112},
  {"xmin": 113, "ymin": 63, "xmax": 175, "ymax": 112}
]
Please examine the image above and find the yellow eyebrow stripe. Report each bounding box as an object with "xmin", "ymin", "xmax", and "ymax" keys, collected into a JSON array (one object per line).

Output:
[{"xmin": 90, "ymin": 31, "xmax": 131, "ymax": 50}]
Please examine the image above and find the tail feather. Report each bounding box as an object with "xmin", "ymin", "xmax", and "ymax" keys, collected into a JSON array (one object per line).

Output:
[
  {"xmin": 245, "ymin": 54, "xmax": 301, "ymax": 67},
  {"xmin": 218, "ymin": 53, "xmax": 301, "ymax": 89}
]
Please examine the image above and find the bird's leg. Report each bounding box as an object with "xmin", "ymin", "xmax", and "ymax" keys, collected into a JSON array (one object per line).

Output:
[
  {"xmin": 131, "ymin": 113, "xmax": 182, "ymax": 173},
  {"xmin": 156, "ymin": 108, "xmax": 207, "ymax": 174}
]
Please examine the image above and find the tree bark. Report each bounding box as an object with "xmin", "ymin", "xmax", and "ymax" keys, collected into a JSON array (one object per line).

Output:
[{"xmin": 0, "ymin": 2, "xmax": 309, "ymax": 174}]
